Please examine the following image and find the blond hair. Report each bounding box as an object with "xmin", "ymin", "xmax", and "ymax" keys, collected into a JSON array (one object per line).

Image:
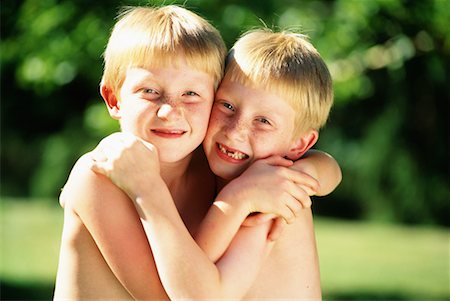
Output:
[
  {"xmin": 102, "ymin": 5, "xmax": 226, "ymax": 96},
  {"xmin": 225, "ymin": 29, "xmax": 333, "ymax": 139}
]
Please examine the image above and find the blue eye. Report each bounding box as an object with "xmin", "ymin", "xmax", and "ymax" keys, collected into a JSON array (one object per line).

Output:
[
  {"xmin": 257, "ymin": 117, "xmax": 271, "ymax": 125},
  {"xmin": 185, "ymin": 91, "xmax": 199, "ymax": 96},
  {"xmin": 141, "ymin": 88, "xmax": 158, "ymax": 95},
  {"xmin": 222, "ymin": 102, "xmax": 234, "ymax": 111}
]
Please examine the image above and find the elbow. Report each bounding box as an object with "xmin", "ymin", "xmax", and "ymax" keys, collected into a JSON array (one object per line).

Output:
[
  {"xmin": 334, "ymin": 163, "xmax": 343, "ymax": 189},
  {"xmin": 315, "ymin": 164, "xmax": 342, "ymax": 197},
  {"xmin": 332, "ymin": 155, "xmax": 343, "ymax": 190}
]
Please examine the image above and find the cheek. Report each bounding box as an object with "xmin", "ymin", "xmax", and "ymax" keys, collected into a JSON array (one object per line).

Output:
[
  {"xmin": 251, "ymin": 135, "xmax": 286, "ymax": 158},
  {"xmin": 119, "ymin": 107, "xmax": 142, "ymax": 128},
  {"xmin": 188, "ymin": 105, "xmax": 212, "ymax": 132},
  {"xmin": 208, "ymin": 108, "xmax": 229, "ymax": 129}
]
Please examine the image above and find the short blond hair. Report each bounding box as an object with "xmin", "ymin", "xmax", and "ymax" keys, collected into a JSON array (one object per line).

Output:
[
  {"xmin": 225, "ymin": 29, "xmax": 333, "ymax": 139},
  {"xmin": 102, "ymin": 5, "xmax": 226, "ymax": 96}
]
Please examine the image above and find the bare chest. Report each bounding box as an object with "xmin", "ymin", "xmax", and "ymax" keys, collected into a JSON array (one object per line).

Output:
[{"xmin": 172, "ymin": 174, "xmax": 216, "ymax": 236}]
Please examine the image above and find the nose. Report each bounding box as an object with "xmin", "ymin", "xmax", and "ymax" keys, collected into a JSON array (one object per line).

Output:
[
  {"xmin": 224, "ymin": 117, "xmax": 247, "ymax": 142},
  {"xmin": 157, "ymin": 103, "xmax": 180, "ymax": 120}
]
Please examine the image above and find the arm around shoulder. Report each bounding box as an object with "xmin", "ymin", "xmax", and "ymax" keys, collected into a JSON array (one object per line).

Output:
[{"xmin": 293, "ymin": 149, "xmax": 342, "ymax": 196}]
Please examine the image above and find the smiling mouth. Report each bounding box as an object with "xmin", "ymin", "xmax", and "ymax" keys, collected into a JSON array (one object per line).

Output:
[
  {"xmin": 217, "ymin": 143, "xmax": 249, "ymax": 160},
  {"xmin": 151, "ymin": 129, "xmax": 186, "ymax": 137}
]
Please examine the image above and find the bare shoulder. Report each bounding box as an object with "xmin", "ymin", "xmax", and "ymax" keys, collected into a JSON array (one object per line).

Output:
[
  {"xmin": 247, "ymin": 209, "xmax": 321, "ymax": 299},
  {"xmin": 59, "ymin": 152, "xmax": 125, "ymax": 210},
  {"xmin": 269, "ymin": 209, "xmax": 318, "ymax": 270}
]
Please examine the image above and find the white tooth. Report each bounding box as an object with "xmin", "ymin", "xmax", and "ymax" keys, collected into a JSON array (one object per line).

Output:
[{"xmin": 219, "ymin": 143, "xmax": 246, "ymax": 160}]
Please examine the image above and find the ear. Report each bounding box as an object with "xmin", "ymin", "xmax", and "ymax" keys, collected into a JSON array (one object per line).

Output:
[
  {"xmin": 100, "ymin": 84, "xmax": 121, "ymax": 120},
  {"xmin": 286, "ymin": 130, "xmax": 319, "ymax": 160}
]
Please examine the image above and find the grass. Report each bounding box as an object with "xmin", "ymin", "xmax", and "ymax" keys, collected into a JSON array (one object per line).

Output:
[
  {"xmin": 1, "ymin": 198, "xmax": 449, "ymax": 300},
  {"xmin": 316, "ymin": 219, "xmax": 449, "ymax": 300}
]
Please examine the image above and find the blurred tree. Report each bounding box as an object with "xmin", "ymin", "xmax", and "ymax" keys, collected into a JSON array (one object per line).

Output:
[{"xmin": 1, "ymin": 0, "xmax": 449, "ymax": 225}]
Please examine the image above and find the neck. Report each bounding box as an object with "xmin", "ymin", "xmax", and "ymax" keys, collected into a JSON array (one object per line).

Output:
[{"xmin": 159, "ymin": 153, "xmax": 193, "ymax": 206}]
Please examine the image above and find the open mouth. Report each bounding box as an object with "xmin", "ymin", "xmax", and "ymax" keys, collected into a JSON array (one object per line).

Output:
[{"xmin": 217, "ymin": 143, "xmax": 249, "ymax": 161}]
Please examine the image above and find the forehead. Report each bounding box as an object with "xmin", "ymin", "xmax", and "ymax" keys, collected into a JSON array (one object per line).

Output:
[{"xmin": 124, "ymin": 66, "xmax": 215, "ymax": 90}]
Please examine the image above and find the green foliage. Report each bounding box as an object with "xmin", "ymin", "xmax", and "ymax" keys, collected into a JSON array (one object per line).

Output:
[{"xmin": 1, "ymin": 0, "xmax": 449, "ymax": 225}]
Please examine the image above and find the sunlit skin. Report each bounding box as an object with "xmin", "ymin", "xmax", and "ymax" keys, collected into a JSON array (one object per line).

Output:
[
  {"xmin": 55, "ymin": 49, "xmax": 333, "ymax": 301},
  {"xmin": 53, "ymin": 63, "xmax": 218, "ymax": 300},
  {"xmin": 203, "ymin": 77, "xmax": 304, "ymax": 182},
  {"xmin": 104, "ymin": 66, "xmax": 215, "ymax": 163}
]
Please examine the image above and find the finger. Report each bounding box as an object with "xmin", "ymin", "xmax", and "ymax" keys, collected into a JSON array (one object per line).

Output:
[
  {"xmin": 268, "ymin": 218, "xmax": 286, "ymax": 241},
  {"xmin": 287, "ymin": 182, "xmax": 312, "ymax": 209},
  {"xmin": 90, "ymin": 161, "xmax": 109, "ymax": 176},
  {"xmin": 243, "ymin": 213, "xmax": 276, "ymax": 227},
  {"xmin": 282, "ymin": 191, "xmax": 304, "ymax": 217},
  {"xmin": 90, "ymin": 149, "xmax": 107, "ymax": 162},
  {"xmin": 97, "ymin": 132, "xmax": 123, "ymax": 149},
  {"xmin": 260, "ymin": 156, "xmax": 293, "ymax": 167},
  {"xmin": 278, "ymin": 181, "xmax": 310, "ymax": 214},
  {"xmin": 285, "ymin": 169, "xmax": 319, "ymax": 195},
  {"xmin": 277, "ymin": 203, "xmax": 295, "ymax": 224},
  {"xmin": 120, "ymin": 132, "xmax": 141, "ymax": 148},
  {"xmin": 100, "ymin": 134, "xmax": 135, "ymax": 162},
  {"xmin": 138, "ymin": 137, "xmax": 158, "ymax": 152}
]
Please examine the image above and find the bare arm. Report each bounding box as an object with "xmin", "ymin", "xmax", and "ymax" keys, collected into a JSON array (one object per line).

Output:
[
  {"xmin": 88, "ymin": 134, "xmax": 277, "ymax": 299},
  {"xmin": 86, "ymin": 134, "xmax": 327, "ymax": 299},
  {"xmin": 297, "ymin": 149, "xmax": 342, "ymax": 196},
  {"xmin": 60, "ymin": 154, "xmax": 168, "ymax": 300},
  {"xmin": 195, "ymin": 151, "xmax": 341, "ymax": 262},
  {"xmin": 133, "ymin": 181, "xmax": 274, "ymax": 299}
]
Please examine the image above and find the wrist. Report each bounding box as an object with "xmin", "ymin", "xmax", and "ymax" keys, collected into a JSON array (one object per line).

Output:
[
  {"xmin": 132, "ymin": 175, "xmax": 168, "ymax": 217},
  {"xmin": 214, "ymin": 185, "xmax": 251, "ymax": 221}
]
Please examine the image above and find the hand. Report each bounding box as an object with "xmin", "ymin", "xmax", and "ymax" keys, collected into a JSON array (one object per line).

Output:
[
  {"xmin": 89, "ymin": 132, "xmax": 160, "ymax": 199},
  {"xmin": 242, "ymin": 213, "xmax": 286, "ymax": 241},
  {"xmin": 219, "ymin": 156, "xmax": 317, "ymax": 225}
]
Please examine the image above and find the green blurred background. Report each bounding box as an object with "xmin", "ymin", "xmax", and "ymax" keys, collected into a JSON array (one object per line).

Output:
[{"xmin": 1, "ymin": 0, "xmax": 449, "ymax": 300}]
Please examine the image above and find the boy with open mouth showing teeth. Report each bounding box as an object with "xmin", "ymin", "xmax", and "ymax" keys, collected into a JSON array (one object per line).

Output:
[{"xmin": 54, "ymin": 4, "xmax": 341, "ymax": 301}]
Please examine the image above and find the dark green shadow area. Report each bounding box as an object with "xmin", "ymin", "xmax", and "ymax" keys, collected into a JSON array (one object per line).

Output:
[
  {"xmin": 1, "ymin": 281, "xmax": 448, "ymax": 301},
  {"xmin": 0, "ymin": 279, "xmax": 54, "ymax": 301},
  {"xmin": 324, "ymin": 291, "xmax": 449, "ymax": 301}
]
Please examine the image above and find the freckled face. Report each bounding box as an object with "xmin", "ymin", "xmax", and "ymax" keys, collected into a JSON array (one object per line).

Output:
[
  {"xmin": 117, "ymin": 65, "xmax": 215, "ymax": 163},
  {"xmin": 203, "ymin": 77, "xmax": 297, "ymax": 180}
]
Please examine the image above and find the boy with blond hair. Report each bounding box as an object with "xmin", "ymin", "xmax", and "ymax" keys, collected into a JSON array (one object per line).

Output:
[
  {"xmin": 90, "ymin": 28, "xmax": 338, "ymax": 300},
  {"xmin": 54, "ymin": 5, "xmax": 227, "ymax": 299},
  {"xmin": 55, "ymin": 4, "xmax": 340, "ymax": 300}
]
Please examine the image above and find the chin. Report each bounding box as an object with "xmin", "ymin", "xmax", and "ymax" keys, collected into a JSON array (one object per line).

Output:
[
  {"xmin": 159, "ymin": 152, "xmax": 189, "ymax": 164},
  {"xmin": 210, "ymin": 164, "xmax": 244, "ymax": 181}
]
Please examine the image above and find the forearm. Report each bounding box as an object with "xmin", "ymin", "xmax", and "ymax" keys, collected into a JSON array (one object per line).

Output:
[
  {"xmin": 136, "ymin": 186, "xmax": 269, "ymax": 299},
  {"xmin": 194, "ymin": 194, "xmax": 250, "ymax": 262},
  {"xmin": 295, "ymin": 149, "xmax": 342, "ymax": 196},
  {"xmin": 139, "ymin": 202, "xmax": 224, "ymax": 299}
]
